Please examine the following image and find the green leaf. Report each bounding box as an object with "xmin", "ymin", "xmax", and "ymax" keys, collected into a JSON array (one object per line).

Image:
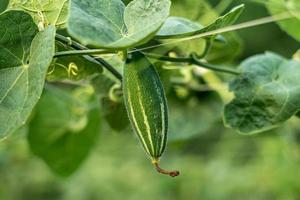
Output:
[
  {"xmin": 224, "ymin": 52, "xmax": 300, "ymax": 134},
  {"xmin": 91, "ymin": 74, "xmax": 129, "ymax": 131},
  {"xmin": 207, "ymin": 32, "xmax": 243, "ymax": 63},
  {"xmin": 159, "ymin": 1, "xmax": 242, "ymax": 59},
  {"xmin": 156, "ymin": 17, "xmax": 204, "ymax": 39},
  {"xmin": 91, "ymin": 75, "xmax": 115, "ymax": 97},
  {"xmin": 169, "ymin": 92, "xmax": 222, "ymax": 141},
  {"xmin": 101, "ymin": 97, "xmax": 129, "ymax": 132},
  {"xmin": 28, "ymin": 85, "xmax": 101, "ymax": 177},
  {"xmin": 9, "ymin": 0, "xmax": 69, "ymax": 29},
  {"xmin": 67, "ymin": 0, "xmax": 171, "ymax": 49},
  {"xmin": 0, "ymin": 0, "xmax": 9, "ymax": 13},
  {"xmin": 0, "ymin": 11, "xmax": 55, "ymax": 138},
  {"xmin": 156, "ymin": 4, "xmax": 244, "ymax": 39},
  {"xmin": 265, "ymin": 0, "xmax": 300, "ymax": 41}
]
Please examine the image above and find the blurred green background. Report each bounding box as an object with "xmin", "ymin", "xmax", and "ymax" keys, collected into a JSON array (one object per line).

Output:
[{"xmin": 1, "ymin": 0, "xmax": 300, "ymax": 200}]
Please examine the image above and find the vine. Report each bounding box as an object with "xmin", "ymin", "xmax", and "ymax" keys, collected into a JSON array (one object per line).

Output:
[{"xmin": 0, "ymin": 0, "xmax": 299, "ymax": 177}]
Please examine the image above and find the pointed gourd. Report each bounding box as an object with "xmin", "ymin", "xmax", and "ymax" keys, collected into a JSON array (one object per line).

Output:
[{"xmin": 123, "ymin": 52, "xmax": 179, "ymax": 177}]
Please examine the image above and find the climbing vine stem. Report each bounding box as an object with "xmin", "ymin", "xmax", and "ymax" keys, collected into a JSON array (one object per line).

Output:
[{"xmin": 144, "ymin": 52, "xmax": 241, "ymax": 75}]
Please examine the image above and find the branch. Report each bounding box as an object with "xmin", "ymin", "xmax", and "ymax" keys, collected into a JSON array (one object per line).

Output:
[
  {"xmin": 144, "ymin": 52, "xmax": 241, "ymax": 75},
  {"xmin": 55, "ymin": 34, "xmax": 123, "ymax": 81},
  {"xmin": 190, "ymin": 53, "xmax": 241, "ymax": 75}
]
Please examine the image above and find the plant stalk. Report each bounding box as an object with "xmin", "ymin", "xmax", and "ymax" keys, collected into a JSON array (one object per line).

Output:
[
  {"xmin": 144, "ymin": 52, "xmax": 240, "ymax": 75},
  {"xmin": 54, "ymin": 49, "xmax": 115, "ymax": 58}
]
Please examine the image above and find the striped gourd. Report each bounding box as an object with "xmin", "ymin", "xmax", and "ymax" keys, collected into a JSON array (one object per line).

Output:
[{"xmin": 123, "ymin": 52, "xmax": 179, "ymax": 177}]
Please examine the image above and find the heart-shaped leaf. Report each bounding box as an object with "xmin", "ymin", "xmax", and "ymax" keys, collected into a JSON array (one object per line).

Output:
[
  {"xmin": 67, "ymin": 0, "xmax": 171, "ymax": 49},
  {"xmin": 156, "ymin": 4, "xmax": 244, "ymax": 39},
  {"xmin": 0, "ymin": 11, "xmax": 55, "ymax": 138},
  {"xmin": 224, "ymin": 52, "xmax": 300, "ymax": 134},
  {"xmin": 28, "ymin": 86, "xmax": 101, "ymax": 177}
]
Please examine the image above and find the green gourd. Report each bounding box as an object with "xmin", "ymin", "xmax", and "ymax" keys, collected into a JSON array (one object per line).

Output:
[{"xmin": 123, "ymin": 52, "xmax": 179, "ymax": 177}]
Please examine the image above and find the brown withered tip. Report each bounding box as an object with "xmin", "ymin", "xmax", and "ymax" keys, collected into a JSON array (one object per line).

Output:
[
  {"xmin": 169, "ymin": 170, "xmax": 180, "ymax": 177},
  {"xmin": 153, "ymin": 161, "xmax": 180, "ymax": 177}
]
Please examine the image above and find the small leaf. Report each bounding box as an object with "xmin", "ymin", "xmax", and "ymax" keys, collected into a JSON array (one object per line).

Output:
[
  {"xmin": 101, "ymin": 97, "xmax": 129, "ymax": 132},
  {"xmin": 224, "ymin": 52, "xmax": 300, "ymax": 134},
  {"xmin": 9, "ymin": 0, "xmax": 69, "ymax": 29},
  {"xmin": 91, "ymin": 75, "xmax": 115, "ymax": 97},
  {"xmin": 207, "ymin": 32, "xmax": 243, "ymax": 63},
  {"xmin": 264, "ymin": 0, "xmax": 300, "ymax": 41},
  {"xmin": 92, "ymin": 74, "xmax": 129, "ymax": 131},
  {"xmin": 68, "ymin": 0, "xmax": 171, "ymax": 49},
  {"xmin": 156, "ymin": 17, "xmax": 204, "ymax": 39},
  {"xmin": 28, "ymin": 85, "xmax": 101, "ymax": 177},
  {"xmin": 0, "ymin": 11, "xmax": 55, "ymax": 138},
  {"xmin": 156, "ymin": 4, "xmax": 244, "ymax": 39}
]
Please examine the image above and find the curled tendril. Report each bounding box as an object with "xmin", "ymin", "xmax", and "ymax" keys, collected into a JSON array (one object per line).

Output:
[
  {"xmin": 109, "ymin": 84, "xmax": 123, "ymax": 103},
  {"xmin": 68, "ymin": 62, "xmax": 79, "ymax": 76}
]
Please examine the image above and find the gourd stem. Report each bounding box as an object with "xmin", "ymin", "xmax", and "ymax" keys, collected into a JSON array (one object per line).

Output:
[{"xmin": 152, "ymin": 160, "xmax": 180, "ymax": 177}]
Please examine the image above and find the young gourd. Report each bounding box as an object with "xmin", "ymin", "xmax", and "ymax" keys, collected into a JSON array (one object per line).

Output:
[{"xmin": 123, "ymin": 52, "xmax": 179, "ymax": 177}]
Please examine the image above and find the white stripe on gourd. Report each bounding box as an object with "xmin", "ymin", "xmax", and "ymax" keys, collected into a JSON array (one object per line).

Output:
[
  {"xmin": 125, "ymin": 82, "xmax": 151, "ymax": 155},
  {"xmin": 136, "ymin": 83, "xmax": 155, "ymax": 155}
]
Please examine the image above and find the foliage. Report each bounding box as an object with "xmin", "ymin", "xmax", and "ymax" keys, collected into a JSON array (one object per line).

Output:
[
  {"xmin": 28, "ymin": 85, "xmax": 101, "ymax": 177},
  {"xmin": 0, "ymin": 0, "xmax": 300, "ymax": 184},
  {"xmin": 224, "ymin": 52, "xmax": 300, "ymax": 134},
  {"xmin": 68, "ymin": 0, "xmax": 171, "ymax": 49},
  {"xmin": 0, "ymin": 12, "xmax": 55, "ymax": 138}
]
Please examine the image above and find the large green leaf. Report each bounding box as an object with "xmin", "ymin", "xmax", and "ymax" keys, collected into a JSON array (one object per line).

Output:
[
  {"xmin": 224, "ymin": 52, "xmax": 300, "ymax": 134},
  {"xmin": 9, "ymin": 0, "xmax": 69, "ymax": 29},
  {"xmin": 28, "ymin": 86, "xmax": 101, "ymax": 177},
  {"xmin": 0, "ymin": 11, "xmax": 55, "ymax": 138},
  {"xmin": 156, "ymin": 4, "xmax": 244, "ymax": 39},
  {"xmin": 68, "ymin": 0, "xmax": 171, "ymax": 49},
  {"xmin": 265, "ymin": 0, "xmax": 300, "ymax": 41}
]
